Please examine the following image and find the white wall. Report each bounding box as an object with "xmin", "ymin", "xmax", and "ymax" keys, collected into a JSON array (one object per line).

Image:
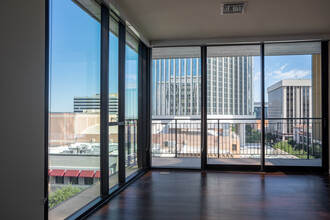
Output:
[{"xmin": 0, "ymin": 0, "xmax": 45, "ymax": 219}]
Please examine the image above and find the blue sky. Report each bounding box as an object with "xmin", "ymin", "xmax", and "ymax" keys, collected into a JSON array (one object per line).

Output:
[
  {"xmin": 50, "ymin": 0, "xmax": 138, "ymax": 117},
  {"xmin": 253, "ymin": 55, "xmax": 312, "ymax": 102},
  {"xmin": 50, "ymin": 0, "xmax": 99, "ymax": 112}
]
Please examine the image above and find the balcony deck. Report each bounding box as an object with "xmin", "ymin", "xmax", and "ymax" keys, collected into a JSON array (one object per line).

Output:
[
  {"xmin": 88, "ymin": 170, "xmax": 330, "ymax": 220},
  {"xmin": 152, "ymin": 157, "xmax": 322, "ymax": 168}
]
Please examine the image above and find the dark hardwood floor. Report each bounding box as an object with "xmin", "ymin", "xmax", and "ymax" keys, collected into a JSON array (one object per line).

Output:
[{"xmin": 88, "ymin": 171, "xmax": 330, "ymax": 220}]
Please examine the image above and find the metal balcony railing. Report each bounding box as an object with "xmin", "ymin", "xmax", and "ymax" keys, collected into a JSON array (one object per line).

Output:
[
  {"xmin": 125, "ymin": 119, "xmax": 138, "ymax": 167},
  {"xmin": 151, "ymin": 118, "xmax": 322, "ymax": 159}
]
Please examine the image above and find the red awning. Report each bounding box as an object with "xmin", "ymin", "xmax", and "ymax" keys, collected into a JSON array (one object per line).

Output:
[
  {"xmin": 64, "ymin": 170, "xmax": 80, "ymax": 177},
  {"xmin": 79, "ymin": 170, "xmax": 95, "ymax": 178},
  {"xmin": 48, "ymin": 169, "xmax": 52, "ymax": 175},
  {"xmin": 94, "ymin": 171, "xmax": 100, "ymax": 178},
  {"xmin": 50, "ymin": 169, "xmax": 65, "ymax": 177}
]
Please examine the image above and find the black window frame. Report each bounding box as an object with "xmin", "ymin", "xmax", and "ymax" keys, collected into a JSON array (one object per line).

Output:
[
  {"xmin": 45, "ymin": 1, "xmax": 151, "ymax": 220},
  {"xmin": 151, "ymin": 41, "xmax": 328, "ymax": 173}
]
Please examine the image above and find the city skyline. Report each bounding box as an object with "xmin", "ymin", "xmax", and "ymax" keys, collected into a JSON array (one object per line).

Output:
[
  {"xmin": 151, "ymin": 55, "xmax": 313, "ymax": 118},
  {"xmin": 49, "ymin": 0, "xmax": 313, "ymax": 114},
  {"xmin": 50, "ymin": 55, "xmax": 313, "ymax": 114},
  {"xmin": 152, "ymin": 56, "xmax": 254, "ymax": 117},
  {"xmin": 50, "ymin": 54, "xmax": 313, "ymax": 114}
]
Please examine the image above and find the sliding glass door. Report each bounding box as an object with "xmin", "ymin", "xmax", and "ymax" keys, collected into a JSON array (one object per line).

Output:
[
  {"xmin": 206, "ymin": 45, "xmax": 261, "ymax": 166},
  {"xmin": 151, "ymin": 42, "xmax": 325, "ymax": 171},
  {"xmin": 264, "ymin": 42, "xmax": 322, "ymax": 167},
  {"xmin": 206, "ymin": 42, "xmax": 323, "ymax": 168},
  {"xmin": 125, "ymin": 32, "xmax": 140, "ymax": 176},
  {"xmin": 151, "ymin": 47, "xmax": 201, "ymax": 168}
]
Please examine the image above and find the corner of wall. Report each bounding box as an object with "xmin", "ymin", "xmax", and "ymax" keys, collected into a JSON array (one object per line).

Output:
[
  {"xmin": 0, "ymin": 0, "xmax": 45, "ymax": 219},
  {"xmin": 328, "ymin": 41, "xmax": 330, "ymax": 174}
]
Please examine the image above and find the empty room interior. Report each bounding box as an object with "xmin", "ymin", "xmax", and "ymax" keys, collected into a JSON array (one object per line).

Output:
[{"xmin": 2, "ymin": 0, "xmax": 330, "ymax": 219}]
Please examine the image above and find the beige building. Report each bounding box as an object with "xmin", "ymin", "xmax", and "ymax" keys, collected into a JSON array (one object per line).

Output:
[{"xmin": 49, "ymin": 113, "xmax": 120, "ymax": 147}]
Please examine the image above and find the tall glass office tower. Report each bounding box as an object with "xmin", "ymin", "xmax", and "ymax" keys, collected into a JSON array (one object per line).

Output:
[{"xmin": 152, "ymin": 57, "xmax": 253, "ymax": 118}]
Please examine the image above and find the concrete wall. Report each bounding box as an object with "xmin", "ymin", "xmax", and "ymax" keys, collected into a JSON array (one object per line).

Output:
[{"xmin": 0, "ymin": 0, "xmax": 45, "ymax": 219}]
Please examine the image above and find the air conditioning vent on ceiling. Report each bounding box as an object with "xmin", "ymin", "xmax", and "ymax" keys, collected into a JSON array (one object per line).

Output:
[{"xmin": 221, "ymin": 2, "xmax": 247, "ymax": 15}]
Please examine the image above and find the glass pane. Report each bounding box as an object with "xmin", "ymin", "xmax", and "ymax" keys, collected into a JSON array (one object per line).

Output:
[
  {"xmin": 206, "ymin": 45, "xmax": 261, "ymax": 165},
  {"xmin": 109, "ymin": 126, "xmax": 119, "ymax": 188},
  {"xmin": 264, "ymin": 42, "xmax": 322, "ymax": 167},
  {"xmin": 109, "ymin": 16, "xmax": 119, "ymax": 188},
  {"xmin": 151, "ymin": 47, "xmax": 201, "ymax": 169},
  {"xmin": 48, "ymin": 0, "xmax": 100, "ymax": 219},
  {"xmin": 125, "ymin": 32, "xmax": 139, "ymax": 177}
]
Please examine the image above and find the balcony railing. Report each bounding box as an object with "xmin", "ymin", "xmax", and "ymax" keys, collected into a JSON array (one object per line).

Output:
[
  {"xmin": 125, "ymin": 119, "xmax": 138, "ymax": 167},
  {"xmin": 152, "ymin": 119, "xmax": 201, "ymax": 157},
  {"xmin": 151, "ymin": 118, "xmax": 322, "ymax": 160}
]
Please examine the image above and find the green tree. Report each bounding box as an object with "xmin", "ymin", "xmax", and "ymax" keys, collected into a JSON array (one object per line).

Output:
[
  {"xmin": 312, "ymin": 144, "xmax": 322, "ymax": 158},
  {"xmin": 273, "ymin": 141, "xmax": 314, "ymax": 159},
  {"xmin": 246, "ymin": 126, "xmax": 261, "ymax": 143},
  {"xmin": 274, "ymin": 141, "xmax": 292, "ymax": 152},
  {"xmin": 49, "ymin": 185, "xmax": 82, "ymax": 208}
]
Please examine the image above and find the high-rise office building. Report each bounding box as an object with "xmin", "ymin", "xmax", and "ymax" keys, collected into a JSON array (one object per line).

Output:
[
  {"xmin": 73, "ymin": 94, "xmax": 118, "ymax": 114},
  {"xmin": 268, "ymin": 79, "xmax": 312, "ymax": 119},
  {"xmin": 254, "ymin": 102, "xmax": 268, "ymax": 118},
  {"xmin": 267, "ymin": 79, "xmax": 312, "ymax": 136},
  {"xmin": 152, "ymin": 57, "xmax": 254, "ymax": 118}
]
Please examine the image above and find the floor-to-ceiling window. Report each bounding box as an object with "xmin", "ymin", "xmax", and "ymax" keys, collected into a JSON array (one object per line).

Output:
[
  {"xmin": 108, "ymin": 15, "xmax": 119, "ymax": 188},
  {"xmin": 151, "ymin": 42, "xmax": 326, "ymax": 170},
  {"xmin": 151, "ymin": 47, "xmax": 201, "ymax": 168},
  {"xmin": 48, "ymin": 0, "xmax": 101, "ymax": 218},
  {"xmin": 206, "ymin": 45, "xmax": 261, "ymax": 166},
  {"xmin": 48, "ymin": 1, "xmax": 147, "ymax": 218},
  {"xmin": 264, "ymin": 42, "xmax": 322, "ymax": 167},
  {"xmin": 125, "ymin": 32, "xmax": 140, "ymax": 176}
]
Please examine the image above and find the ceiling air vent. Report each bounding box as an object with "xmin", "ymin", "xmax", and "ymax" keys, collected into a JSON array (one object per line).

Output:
[{"xmin": 221, "ymin": 2, "xmax": 247, "ymax": 15}]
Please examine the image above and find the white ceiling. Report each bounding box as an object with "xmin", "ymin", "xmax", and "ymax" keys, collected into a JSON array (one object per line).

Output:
[{"xmin": 114, "ymin": 0, "xmax": 330, "ymax": 46}]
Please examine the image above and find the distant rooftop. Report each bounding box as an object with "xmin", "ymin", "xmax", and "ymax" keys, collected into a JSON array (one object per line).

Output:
[
  {"xmin": 267, "ymin": 79, "xmax": 311, "ymax": 93},
  {"xmin": 74, "ymin": 93, "xmax": 118, "ymax": 99}
]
